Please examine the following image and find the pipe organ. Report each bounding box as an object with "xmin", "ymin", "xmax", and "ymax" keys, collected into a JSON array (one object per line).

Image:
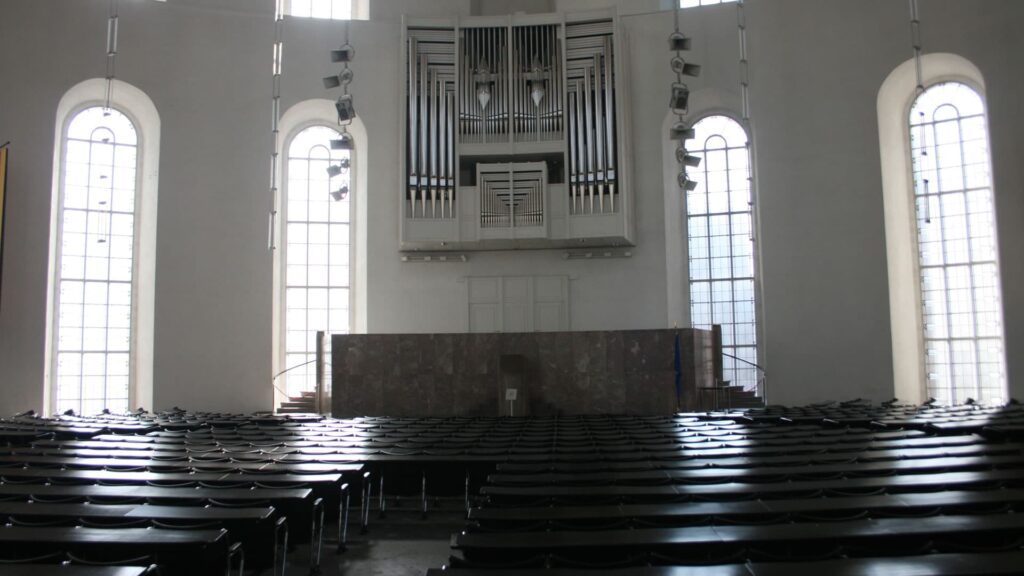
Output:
[{"xmin": 402, "ymin": 11, "xmax": 633, "ymax": 250}]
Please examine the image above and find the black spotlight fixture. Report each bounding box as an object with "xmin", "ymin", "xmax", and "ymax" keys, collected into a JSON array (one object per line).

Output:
[
  {"xmin": 330, "ymin": 44, "xmax": 354, "ymax": 63},
  {"xmin": 335, "ymin": 94, "xmax": 356, "ymax": 123},
  {"xmin": 676, "ymin": 146, "xmax": 701, "ymax": 167},
  {"xmin": 331, "ymin": 133, "xmax": 355, "ymax": 150},
  {"xmin": 671, "ymin": 56, "xmax": 701, "ymax": 78},
  {"xmin": 668, "ymin": 31, "xmax": 691, "ymax": 52},
  {"xmin": 678, "ymin": 171, "xmax": 698, "ymax": 192},
  {"xmin": 670, "ymin": 122, "xmax": 695, "ymax": 142},
  {"xmin": 669, "ymin": 83, "xmax": 690, "ymax": 115}
]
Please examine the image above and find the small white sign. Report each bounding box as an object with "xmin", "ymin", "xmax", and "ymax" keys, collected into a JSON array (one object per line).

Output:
[{"xmin": 505, "ymin": 388, "xmax": 518, "ymax": 401}]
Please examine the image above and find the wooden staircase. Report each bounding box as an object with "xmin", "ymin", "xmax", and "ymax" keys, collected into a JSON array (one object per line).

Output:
[{"xmin": 277, "ymin": 390, "xmax": 317, "ymax": 414}]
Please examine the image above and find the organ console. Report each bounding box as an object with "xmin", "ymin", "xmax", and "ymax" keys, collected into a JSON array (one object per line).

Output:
[{"xmin": 401, "ymin": 11, "xmax": 634, "ymax": 250}]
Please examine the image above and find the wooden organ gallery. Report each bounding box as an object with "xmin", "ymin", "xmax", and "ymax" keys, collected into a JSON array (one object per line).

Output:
[{"xmin": 401, "ymin": 11, "xmax": 632, "ymax": 250}]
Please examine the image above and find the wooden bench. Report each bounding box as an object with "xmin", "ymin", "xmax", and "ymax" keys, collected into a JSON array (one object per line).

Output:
[
  {"xmin": 0, "ymin": 526, "xmax": 236, "ymax": 576},
  {"xmin": 452, "ymin": 513, "xmax": 1024, "ymax": 562},
  {"xmin": 468, "ymin": 488, "xmax": 1024, "ymax": 528},
  {"xmin": 485, "ymin": 453, "xmax": 1024, "ymax": 486},
  {"xmin": 430, "ymin": 549, "xmax": 1024, "ymax": 574},
  {"xmin": 0, "ymin": 566, "xmax": 155, "ymax": 576},
  {"xmin": 0, "ymin": 501, "xmax": 286, "ymax": 573},
  {"xmin": 479, "ymin": 469, "xmax": 1024, "ymax": 504}
]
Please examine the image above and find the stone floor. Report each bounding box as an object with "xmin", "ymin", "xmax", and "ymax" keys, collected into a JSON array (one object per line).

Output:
[{"xmin": 285, "ymin": 504, "xmax": 466, "ymax": 576}]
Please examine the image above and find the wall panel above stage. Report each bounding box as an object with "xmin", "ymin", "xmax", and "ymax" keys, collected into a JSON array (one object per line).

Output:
[{"xmin": 331, "ymin": 329, "xmax": 714, "ymax": 417}]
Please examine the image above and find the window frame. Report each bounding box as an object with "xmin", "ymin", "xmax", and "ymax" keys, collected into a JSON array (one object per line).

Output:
[
  {"xmin": 51, "ymin": 105, "xmax": 142, "ymax": 415},
  {"xmin": 46, "ymin": 78, "xmax": 160, "ymax": 416},
  {"xmin": 908, "ymin": 81, "xmax": 1006, "ymax": 404},
  {"xmin": 877, "ymin": 53, "xmax": 1002, "ymax": 404},
  {"xmin": 683, "ymin": 112, "xmax": 761, "ymax": 394},
  {"xmin": 278, "ymin": 121, "xmax": 356, "ymax": 397}
]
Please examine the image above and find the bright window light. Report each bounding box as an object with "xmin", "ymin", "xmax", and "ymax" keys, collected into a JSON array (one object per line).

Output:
[
  {"xmin": 283, "ymin": 125, "xmax": 352, "ymax": 397},
  {"xmin": 686, "ymin": 115, "xmax": 758, "ymax": 393},
  {"xmin": 288, "ymin": 0, "xmax": 353, "ymax": 20},
  {"xmin": 910, "ymin": 82, "xmax": 1006, "ymax": 405},
  {"xmin": 54, "ymin": 107, "xmax": 138, "ymax": 416},
  {"xmin": 680, "ymin": 0, "xmax": 737, "ymax": 8}
]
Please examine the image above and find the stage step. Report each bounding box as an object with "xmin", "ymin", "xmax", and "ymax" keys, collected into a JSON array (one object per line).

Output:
[
  {"xmin": 276, "ymin": 392, "xmax": 318, "ymax": 414},
  {"xmin": 720, "ymin": 386, "xmax": 765, "ymax": 409}
]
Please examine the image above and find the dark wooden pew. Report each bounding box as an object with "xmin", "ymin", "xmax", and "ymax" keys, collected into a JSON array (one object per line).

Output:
[
  {"xmin": 468, "ymin": 488, "xmax": 1024, "ymax": 528},
  {"xmin": 0, "ymin": 501, "xmax": 285, "ymax": 572},
  {"xmin": 485, "ymin": 453, "xmax": 1024, "ymax": 487},
  {"xmin": 429, "ymin": 549, "xmax": 1024, "ymax": 575},
  {"xmin": 479, "ymin": 469, "xmax": 1024, "ymax": 505},
  {"xmin": 0, "ymin": 526, "xmax": 236, "ymax": 576},
  {"xmin": 452, "ymin": 513, "xmax": 1024, "ymax": 563},
  {"xmin": 0, "ymin": 566, "xmax": 155, "ymax": 576}
]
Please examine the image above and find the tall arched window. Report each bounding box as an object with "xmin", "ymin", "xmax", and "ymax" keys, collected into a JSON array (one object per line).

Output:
[
  {"xmin": 910, "ymin": 82, "xmax": 1005, "ymax": 404},
  {"xmin": 686, "ymin": 115, "xmax": 758, "ymax": 392},
  {"xmin": 52, "ymin": 106, "xmax": 138, "ymax": 416},
  {"xmin": 282, "ymin": 125, "xmax": 352, "ymax": 397}
]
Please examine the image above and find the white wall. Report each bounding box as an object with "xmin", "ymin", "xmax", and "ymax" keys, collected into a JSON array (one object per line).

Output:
[{"xmin": 2, "ymin": 0, "xmax": 1023, "ymax": 413}]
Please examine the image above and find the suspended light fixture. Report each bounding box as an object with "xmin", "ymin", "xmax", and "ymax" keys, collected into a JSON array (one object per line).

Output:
[
  {"xmin": 671, "ymin": 56, "xmax": 702, "ymax": 79},
  {"xmin": 668, "ymin": 5, "xmax": 701, "ymax": 194},
  {"xmin": 325, "ymin": 157, "xmax": 351, "ymax": 177},
  {"xmin": 104, "ymin": 0, "xmax": 119, "ymax": 112},
  {"xmin": 909, "ymin": 0, "xmax": 931, "ymax": 226},
  {"xmin": 331, "ymin": 44, "xmax": 355, "ymax": 63},
  {"xmin": 323, "ymin": 22, "xmax": 356, "ymax": 202},
  {"xmin": 668, "ymin": 31, "xmax": 692, "ymax": 52},
  {"xmin": 670, "ymin": 122, "xmax": 695, "ymax": 142},
  {"xmin": 330, "ymin": 186, "xmax": 349, "ymax": 202},
  {"xmin": 324, "ymin": 22, "xmax": 356, "ymax": 125},
  {"xmin": 669, "ymin": 83, "xmax": 690, "ymax": 115},
  {"xmin": 330, "ymin": 133, "xmax": 355, "ymax": 150},
  {"xmin": 268, "ymin": 0, "xmax": 285, "ymax": 251},
  {"xmin": 677, "ymin": 146, "xmax": 701, "ymax": 167},
  {"xmin": 335, "ymin": 94, "xmax": 356, "ymax": 123},
  {"xmin": 678, "ymin": 171, "xmax": 698, "ymax": 192}
]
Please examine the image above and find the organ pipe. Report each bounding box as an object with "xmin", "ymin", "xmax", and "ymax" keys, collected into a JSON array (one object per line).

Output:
[{"xmin": 407, "ymin": 19, "xmax": 617, "ymax": 225}]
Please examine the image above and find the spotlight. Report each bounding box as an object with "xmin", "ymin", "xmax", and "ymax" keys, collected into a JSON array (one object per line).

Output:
[
  {"xmin": 670, "ymin": 122, "xmax": 695, "ymax": 141},
  {"xmin": 669, "ymin": 83, "xmax": 690, "ymax": 114},
  {"xmin": 324, "ymin": 68, "xmax": 354, "ymax": 90},
  {"xmin": 678, "ymin": 171, "xmax": 697, "ymax": 192},
  {"xmin": 335, "ymin": 94, "xmax": 356, "ymax": 123},
  {"xmin": 326, "ymin": 159, "xmax": 351, "ymax": 177},
  {"xmin": 323, "ymin": 75, "xmax": 341, "ymax": 89},
  {"xmin": 331, "ymin": 44, "xmax": 354, "ymax": 63},
  {"xmin": 671, "ymin": 56, "xmax": 701, "ymax": 78},
  {"xmin": 331, "ymin": 133, "xmax": 354, "ymax": 150},
  {"xmin": 331, "ymin": 186, "xmax": 349, "ymax": 201},
  {"xmin": 676, "ymin": 146, "xmax": 701, "ymax": 167},
  {"xmin": 668, "ymin": 31, "xmax": 691, "ymax": 52}
]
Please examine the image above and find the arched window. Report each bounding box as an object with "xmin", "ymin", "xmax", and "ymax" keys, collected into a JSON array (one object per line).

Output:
[
  {"xmin": 686, "ymin": 115, "xmax": 758, "ymax": 392},
  {"xmin": 282, "ymin": 125, "xmax": 352, "ymax": 397},
  {"xmin": 52, "ymin": 106, "xmax": 139, "ymax": 416},
  {"xmin": 909, "ymin": 82, "xmax": 1005, "ymax": 404}
]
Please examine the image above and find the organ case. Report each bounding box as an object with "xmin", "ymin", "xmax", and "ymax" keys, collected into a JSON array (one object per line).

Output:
[{"xmin": 401, "ymin": 11, "xmax": 634, "ymax": 250}]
